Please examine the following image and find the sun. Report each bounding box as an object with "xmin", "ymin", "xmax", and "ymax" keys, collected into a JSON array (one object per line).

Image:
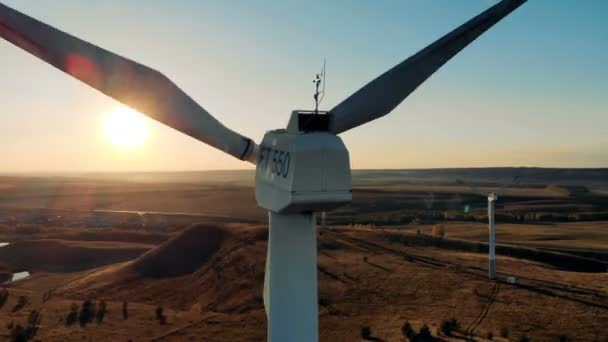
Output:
[{"xmin": 102, "ymin": 106, "xmax": 150, "ymax": 149}]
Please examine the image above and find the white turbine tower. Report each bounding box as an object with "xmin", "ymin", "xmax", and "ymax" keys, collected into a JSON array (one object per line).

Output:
[
  {"xmin": 456, "ymin": 178, "xmax": 508, "ymax": 280},
  {"xmin": 488, "ymin": 192, "xmax": 498, "ymax": 280},
  {"xmin": 0, "ymin": 1, "xmax": 527, "ymax": 341},
  {"xmin": 456, "ymin": 179, "xmax": 501, "ymax": 281}
]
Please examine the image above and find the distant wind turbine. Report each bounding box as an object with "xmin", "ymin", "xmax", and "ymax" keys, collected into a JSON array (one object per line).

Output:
[
  {"xmin": 456, "ymin": 172, "xmax": 521, "ymax": 281},
  {"xmin": 487, "ymin": 192, "xmax": 498, "ymax": 280}
]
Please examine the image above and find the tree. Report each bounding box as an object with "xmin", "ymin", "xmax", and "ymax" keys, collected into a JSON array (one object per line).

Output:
[
  {"xmin": 79, "ymin": 300, "xmax": 94, "ymax": 327},
  {"xmin": 122, "ymin": 301, "xmax": 128, "ymax": 320},
  {"xmin": 440, "ymin": 320, "xmax": 452, "ymax": 336},
  {"xmin": 12, "ymin": 296, "xmax": 27, "ymax": 313},
  {"xmin": 417, "ymin": 324, "xmax": 432, "ymax": 339},
  {"xmin": 65, "ymin": 303, "xmax": 78, "ymax": 326},
  {"xmin": 402, "ymin": 321, "xmax": 416, "ymax": 340},
  {"xmin": 96, "ymin": 300, "xmax": 107, "ymax": 324},
  {"xmin": 9, "ymin": 324, "xmax": 27, "ymax": 342},
  {"xmin": 155, "ymin": 305, "xmax": 166, "ymax": 325},
  {"xmin": 440, "ymin": 318, "xmax": 460, "ymax": 336},
  {"xmin": 0, "ymin": 288, "xmax": 8, "ymax": 310},
  {"xmin": 90, "ymin": 301, "xmax": 97, "ymax": 321},
  {"xmin": 25, "ymin": 310, "xmax": 42, "ymax": 339},
  {"xmin": 361, "ymin": 326, "xmax": 371, "ymax": 339}
]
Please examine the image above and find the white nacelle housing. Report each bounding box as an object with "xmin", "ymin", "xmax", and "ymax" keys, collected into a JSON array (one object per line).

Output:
[{"xmin": 255, "ymin": 125, "xmax": 352, "ymax": 214}]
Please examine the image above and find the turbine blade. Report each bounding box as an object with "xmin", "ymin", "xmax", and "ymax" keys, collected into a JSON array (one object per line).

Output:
[
  {"xmin": 329, "ymin": 0, "xmax": 527, "ymax": 134},
  {"xmin": 0, "ymin": 3, "xmax": 257, "ymax": 162}
]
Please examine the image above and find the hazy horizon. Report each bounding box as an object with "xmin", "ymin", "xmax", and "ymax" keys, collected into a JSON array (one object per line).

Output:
[
  {"xmin": 2, "ymin": 165, "xmax": 607, "ymax": 177},
  {"xmin": 2, "ymin": 0, "xmax": 607, "ymax": 172}
]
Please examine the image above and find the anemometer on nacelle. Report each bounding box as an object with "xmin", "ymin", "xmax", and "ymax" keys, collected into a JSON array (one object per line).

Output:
[{"xmin": 255, "ymin": 61, "xmax": 352, "ymax": 215}]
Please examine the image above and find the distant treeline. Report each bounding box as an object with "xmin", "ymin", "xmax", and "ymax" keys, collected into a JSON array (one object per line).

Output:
[{"xmin": 332, "ymin": 210, "xmax": 608, "ymax": 226}]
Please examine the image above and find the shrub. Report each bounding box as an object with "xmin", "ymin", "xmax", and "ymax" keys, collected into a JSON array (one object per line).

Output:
[
  {"xmin": 440, "ymin": 320, "xmax": 452, "ymax": 336},
  {"xmin": 25, "ymin": 310, "xmax": 41, "ymax": 339},
  {"xmin": 96, "ymin": 300, "xmax": 106, "ymax": 324},
  {"xmin": 431, "ymin": 224, "xmax": 445, "ymax": 238},
  {"xmin": 0, "ymin": 288, "xmax": 9, "ymax": 310},
  {"xmin": 9, "ymin": 324, "xmax": 26, "ymax": 342},
  {"xmin": 10, "ymin": 312, "xmax": 41, "ymax": 341},
  {"xmin": 156, "ymin": 306, "xmax": 166, "ymax": 325},
  {"xmin": 122, "ymin": 301, "xmax": 128, "ymax": 320},
  {"xmin": 417, "ymin": 323, "xmax": 432, "ymax": 338},
  {"xmin": 90, "ymin": 301, "xmax": 97, "ymax": 320},
  {"xmin": 500, "ymin": 327, "xmax": 509, "ymax": 338},
  {"xmin": 27, "ymin": 310, "xmax": 41, "ymax": 327},
  {"xmin": 450, "ymin": 318, "xmax": 460, "ymax": 330},
  {"xmin": 402, "ymin": 321, "xmax": 415, "ymax": 339},
  {"xmin": 79, "ymin": 300, "xmax": 94, "ymax": 327},
  {"xmin": 65, "ymin": 303, "xmax": 78, "ymax": 326},
  {"xmin": 440, "ymin": 318, "xmax": 460, "ymax": 336},
  {"xmin": 361, "ymin": 326, "xmax": 371, "ymax": 339},
  {"xmin": 12, "ymin": 296, "xmax": 27, "ymax": 313},
  {"xmin": 318, "ymin": 296, "xmax": 330, "ymax": 307}
]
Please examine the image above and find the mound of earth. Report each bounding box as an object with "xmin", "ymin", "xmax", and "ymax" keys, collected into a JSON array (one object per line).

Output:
[
  {"xmin": 55, "ymin": 224, "xmax": 271, "ymax": 312},
  {"xmin": 130, "ymin": 224, "xmax": 228, "ymax": 277},
  {"xmin": 0, "ymin": 240, "xmax": 149, "ymax": 272}
]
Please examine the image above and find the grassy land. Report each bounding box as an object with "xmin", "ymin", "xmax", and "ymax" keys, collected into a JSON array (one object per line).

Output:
[{"xmin": 0, "ymin": 169, "xmax": 606, "ymax": 340}]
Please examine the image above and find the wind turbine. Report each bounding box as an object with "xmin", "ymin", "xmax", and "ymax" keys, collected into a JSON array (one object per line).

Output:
[
  {"xmin": 456, "ymin": 178, "xmax": 500, "ymax": 280},
  {"xmin": 487, "ymin": 192, "xmax": 498, "ymax": 280},
  {"xmin": 0, "ymin": 1, "xmax": 527, "ymax": 341},
  {"xmin": 457, "ymin": 172, "xmax": 522, "ymax": 280}
]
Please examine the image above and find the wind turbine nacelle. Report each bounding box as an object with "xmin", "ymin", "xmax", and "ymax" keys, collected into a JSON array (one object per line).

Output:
[{"xmin": 255, "ymin": 128, "xmax": 352, "ymax": 214}]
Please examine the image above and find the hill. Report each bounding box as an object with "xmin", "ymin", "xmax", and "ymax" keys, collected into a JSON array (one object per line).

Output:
[{"xmin": 55, "ymin": 224, "xmax": 269, "ymax": 312}]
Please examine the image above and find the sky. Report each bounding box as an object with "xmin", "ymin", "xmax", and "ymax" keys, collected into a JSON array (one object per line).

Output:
[{"xmin": 1, "ymin": 0, "xmax": 607, "ymax": 172}]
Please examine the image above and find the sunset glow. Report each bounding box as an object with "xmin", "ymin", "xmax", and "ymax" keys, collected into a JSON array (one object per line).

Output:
[{"xmin": 102, "ymin": 106, "xmax": 150, "ymax": 149}]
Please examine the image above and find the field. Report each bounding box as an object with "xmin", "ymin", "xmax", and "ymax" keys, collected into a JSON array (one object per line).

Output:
[{"xmin": 0, "ymin": 168, "xmax": 606, "ymax": 341}]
